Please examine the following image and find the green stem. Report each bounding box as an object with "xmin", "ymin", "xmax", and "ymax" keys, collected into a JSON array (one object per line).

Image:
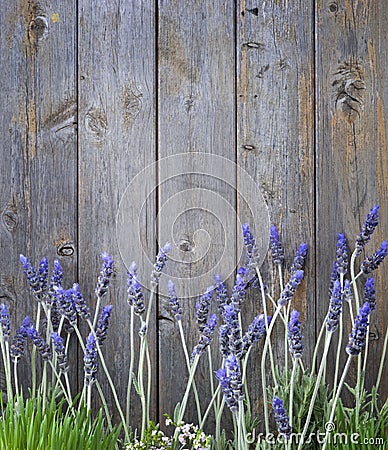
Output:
[
  {"xmin": 146, "ymin": 340, "xmax": 151, "ymax": 425},
  {"xmin": 176, "ymin": 355, "xmax": 200, "ymax": 426},
  {"xmin": 85, "ymin": 320, "xmax": 129, "ymax": 442},
  {"xmin": 375, "ymin": 322, "xmax": 388, "ymax": 394},
  {"xmin": 261, "ymin": 303, "xmax": 283, "ymax": 435},
  {"xmin": 242, "ymin": 346, "xmax": 252, "ymax": 414},
  {"xmin": 256, "ymin": 267, "xmax": 276, "ymax": 384},
  {"xmin": 238, "ymin": 400, "xmax": 248, "ymax": 450},
  {"xmin": 311, "ymin": 311, "xmax": 329, "ymax": 375},
  {"xmin": 48, "ymin": 360, "xmax": 74, "ymax": 412},
  {"xmin": 278, "ymin": 265, "xmax": 289, "ymax": 377},
  {"xmin": 178, "ymin": 320, "xmax": 202, "ymax": 423},
  {"xmin": 297, "ymin": 332, "xmax": 333, "ymax": 450},
  {"xmin": 0, "ymin": 329, "xmax": 13, "ymax": 402},
  {"xmin": 31, "ymin": 302, "xmax": 42, "ymax": 395},
  {"xmin": 322, "ymin": 355, "xmax": 353, "ymax": 450},
  {"xmin": 13, "ymin": 359, "xmax": 19, "ymax": 398},
  {"xmin": 207, "ymin": 346, "xmax": 216, "ymax": 423},
  {"xmin": 289, "ymin": 358, "xmax": 298, "ymax": 429},
  {"xmin": 126, "ymin": 305, "xmax": 135, "ymax": 426},
  {"xmin": 93, "ymin": 295, "xmax": 103, "ymax": 329},
  {"xmin": 200, "ymin": 384, "xmax": 221, "ymax": 429}
]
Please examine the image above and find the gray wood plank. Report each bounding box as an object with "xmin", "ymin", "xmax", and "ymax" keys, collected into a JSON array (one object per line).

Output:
[
  {"xmin": 78, "ymin": 0, "xmax": 157, "ymax": 429},
  {"xmin": 0, "ymin": 1, "xmax": 77, "ymax": 394},
  {"xmin": 316, "ymin": 0, "xmax": 388, "ymax": 399},
  {"xmin": 237, "ymin": 0, "xmax": 315, "ymax": 426},
  {"xmin": 157, "ymin": 0, "xmax": 236, "ymax": 430}
]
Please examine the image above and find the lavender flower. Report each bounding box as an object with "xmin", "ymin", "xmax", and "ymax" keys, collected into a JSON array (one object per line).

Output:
[
  {"xmin": 95, "ymin": 252, "xmax": 114, "ymax": 298},
  {"xmin": 151, "ymin": 242, "xmax": 172, "ymax": 286},
  {"xmin": 346, "ymin": 302, "xmax": 371, "ymax": 356},
  {"xmin": 47, "ymin": 260, "xmax": 63, "ymax": 306},
  {"xmin": 95, "ymin": 305, "xmax": 113, "ymax": 346},
  {"xmin": 9, "ymin": 317, "xmax": 31, "ymax": 362},
  {"xmin": 216, "ymin": 368, "xmax": 237, "ymax": 412},
  {"xmin": 196, "ymin": 287, "xmax": 213, "ymax": 332},
  {"xmin": 361, "ymin": 241, "xmax": 388, "ymax": 274},
  {"xmin": 363, "ymin": 278, "xmax": 376, "ymax": 311},
  {"xmin": 191, "ymin": 314, "xmax": 217, "ymax": 362},
  {"xmin": 225, "ymin": 354, "xmax": 244, "ymax": 405},
  {"xmin": 336, "ymin": 233, "xmax": 348, "ymax": 275},
  {"xmin": 355, "ymin": 205, "xmax": 379, "ymax": 256},
  {"xmin": 84, "ymin": 332, "xmax": 98, "ymax": 385},
  {"xmin": 20, "ymin": 255, "xmax": 40, "ymax": 297},
  {"xmin": 127, "ymin": 275, "xmax": 146, "ymax": 316},
  {"xmin": 272, "ymin": 396, "xmax": 292, "ymax": 439},
  {"xmin": 219, "ymin": 324, "xmax": 230, "ymax": 359},
  {"xmin": 278, "ymin": 270, "xmax": 304, "ymax": 307},
  {"xmin": 71, "ymin": 283, "xmax": 90, "ymax": 321},
  {"xmin": 329, "ymin": 261, "xmax": 340, "ymax": 295},
  {"xmin": 222, "ymin": 303, "xmax": 242, "ymax": 359},
  {"xmin": 36, "ymin": 257, "xmax": 49, "ymax": 294},
  {"xmin": 290, "ymin": 243, "xmax": 308, "ymax": 274},
  {"xmin": 0, "ymin": 303, "xmax": 10, "ymax": 341},
  {"xmin": 343, "ymin": 279, "xmax": 353, "ymax": 305},
  {"xmin": 26, "ymin": 326, "xmax": 52, "ymax": 361},
  {"xmin": 241, "ymin": 314, "xmax": 270, "ymax": 357},
  {"xmin": 230, "ymin": 272, "xmax": 246, "ymax": 313},
  {"xmin": 213, "ymin": 274, "xmax": 229, "ymax": 314},
  {"xmin": 288, "ymin": 309, "xmax": 304, "ymax": 358},
  {"xmin": 326, "ymin": 279, "xmax": 342, "ymax": 333},
  {"xmin": 270, "ymin": 225, "xmax": 284, "ymax": 265},
  {"xmin": 242, "ymin": 223, "xmax": 259, "ymax": 267},
  {"xmin": 167, "ymin": 280, "xmax": 182, "ymax": 321},
  {"xmin": 55, "ymin": 287, "xmax": 77, "ymax": 325},
  {"xmin": 51, "ymin": 332, "xmax": 69, "ymax": 373}
]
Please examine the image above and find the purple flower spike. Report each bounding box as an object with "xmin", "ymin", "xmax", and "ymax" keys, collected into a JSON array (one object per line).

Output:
[
  {"xmin": 84, "ymin": 333, "xmax": 98, "ymax": 386},
  {"xmin": 361, "ymin": 241, "xmax": 388, "ymax": 274},
  {"xmin": 20, "ymin": 255, "xmax": 40, "ymax": 297},
  {"xmin": 278, "ymin": 270, "xmax": 304, "ymax": 307},
  {"xmin": 95, "ymin": 253, "xmax": 114, "ymax": 298},
  {"xmin": 37, "ymin": 257, "xmax": 49, "ymax": 293},
  {"xmin": 0, "ymin": 304, "xmax": 11, "ymax": 341},
  {"xmin": 151, "ymin": 242, "xmax": 172, "ymax": 286},
  {"xmin": 213, "ymin": 274, "xmax": 229, "ymax": 314},
  {"xmin": 326, "ymin": 279, "xmax": 342, "ymax": 333},
  {"xmin": 55, "ymin": 287, "xmax": 77, "ymax": 326},
  {"xmin": 231, "ymin": 272, "xmax": 246, "ymax": 313},
  {"xmin": 191, "ymin": 314, "xmax": 217, "ymax": 362},
  {"xmin": 51, "ymin": 332, "xmax": 69, "ymax": 373},
  {"xmin": 95, "ymin": 305, "xmax": 113, "ymax": 346},
  {"xmin": 363, "ymin": 278, "xmax": 376, "ymax": 311},
  {"xmin": 355, "ymin": 205, "xmax": 379, "ymax": 256},
  {"xmin": 329, "ymin": 261, "xmax": 340, "ymax": 295},
  {"xmin": 225, "ymin": 354, "xmax": 244, "ymax": 406},
  {"xmin": 127, "ymin": 275, "xmax": 146, "ymax": 316},
  {"xmin": 9, "ymin": 317, "xmax": 31, "ymax": 362},
  {"xmin": 336, "ymin": 233, "xmax": 348, "ymax": 275},
  {"xmin": 346, "ymin": 302, "xmax": 371, "ymax": 356},
  {"xmin": 241, "ymin": 314, "xmax": 270, "ymax": 357},
  {"xmin": 343, "ymin": 279, "xmax": 353, "ymax": 304},
  {"xmin": 72, "ymin": 283, "xmax": 91, "ymax": 321},
  {"xmin": 290, "ymin": 243, "xmax": 308, "ymax": 274},
  {"xmin": 47, "ymin": 260, "xmax": 63, "ymax": 306},
  {"xmin": 270, "ymin": 225, "xmax": 284, "ymax": 265},
  {"xmin": 288, "ymin": 309, "xmax": 304, "ymax": 358},
  {"xmin": 167, "ymin": 280, "xmax": 182, "ymax": 321},
  {"xmin": 26, "ymin": 326, "xmax": 52, "ymax": 361},
  {"xmin": 222, "ymin": 303, "xmax": 243, "ymax": 359},
  {"xmin": 216, "ymin": 368, "xmax": 237, "ymax": 412},
  {"xmin": 196, "ymin": 286, "xmax": 213, "ymax": 332},
  {"xmin": 272, "ymin": 396, "xmax": 292, "ymax": 439}
]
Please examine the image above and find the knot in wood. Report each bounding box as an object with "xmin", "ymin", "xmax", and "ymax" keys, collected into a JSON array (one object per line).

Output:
[
  {"xmin": 329, "ymin": 2, "xmax": 339, "ymax": 13},
  {"xmin": 179, "ymin": 238, "xmax": 194, "ymax": 252},
  {"xmin": 332, "ymin": 61, "xmax": 365, "ymax": 121},
  {"xmin": 2, "ymin": 207, "xmax": 18, "ymax": 232},
  {"xmin": 30, "ymin": 16, "xmax": 49, "ymax": 41},
  {"xmin": 57, "ymin": 242, "xmax": 75, "ymax": 256}
]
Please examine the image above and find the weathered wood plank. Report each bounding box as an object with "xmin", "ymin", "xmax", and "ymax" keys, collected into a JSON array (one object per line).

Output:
[
  {"xmin": 237, "ymin": 0, "xmax": 315, "ymax": 423},
  {"xmin": 316, "ymin": 0, "xmax": 388, "ymax": 398},
  {"xmin": 78, "ymin": 0, "xmax": 157, "ymax": 427},
  {"xmin": 157, "ymin": 0, "xmax": 236, "ymax": 429},
  {"xmin": 0, "ymin": 0, "xmax": 77, "ymax": 393}
]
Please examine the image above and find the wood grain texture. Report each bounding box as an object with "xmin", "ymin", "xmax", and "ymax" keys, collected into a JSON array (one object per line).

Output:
[
  {"xmin": 157, "ymin": 0, "xmax": 236, "ymax": 429},
  {"xmin": 316, "ymin": 0, "xmax": 388, "ymax": 395},
  {"xmin": 237, "ymin": 0, "xmax": 315, "ymax": 419},
  {"xmin": 0, "ymin": 0, "xmax": 77, "ymax": 393},
  {"xmin": 78, "ymin": 0, "xmax": 157, "ymax": 426}
]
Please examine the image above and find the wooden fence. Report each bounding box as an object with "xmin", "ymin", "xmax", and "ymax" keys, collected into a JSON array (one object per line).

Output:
[{"xmin": 0, "ymin": 0, "xmax": 387, "ymax": 432}]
